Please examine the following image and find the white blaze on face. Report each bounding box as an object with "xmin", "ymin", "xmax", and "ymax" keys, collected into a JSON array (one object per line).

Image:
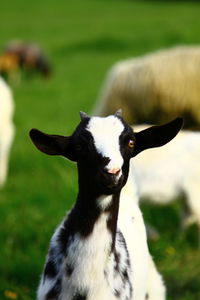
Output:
[{"xmin": 87, "ymin": 116, "xmax": 124, "ymax": 173}]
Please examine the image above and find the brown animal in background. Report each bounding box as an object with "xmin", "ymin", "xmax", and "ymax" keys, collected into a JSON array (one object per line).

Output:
[
  {"xmin": 0, "ymin": 53, "xmax": 20, "ymax": 82},
  {"xmin": 1, "ymin": 41, "xmax": 51, "ymax": 80}
]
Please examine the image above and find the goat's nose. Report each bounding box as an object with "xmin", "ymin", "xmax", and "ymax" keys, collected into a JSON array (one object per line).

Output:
[{"xmin": 106, "ymin": 167, "xmax": 121, "ymax": 175}]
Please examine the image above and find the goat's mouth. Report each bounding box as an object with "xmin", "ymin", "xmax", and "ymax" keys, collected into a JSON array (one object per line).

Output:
[
  {"xmin": 107, "ymin": 175, "xmax": 121, "ymax": 187},
  {"xmin": 98, "ymin": 172, "xmax": 124, "ymax": 194}
]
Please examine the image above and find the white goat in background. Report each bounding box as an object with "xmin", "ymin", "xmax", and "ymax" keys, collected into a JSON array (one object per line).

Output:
[
  {"xmin": 0, "ymin": 76, "xmax": 15, "ymax": 187},
  {"xmin": 93, "ymin": 46, "xmax": 200, "ymax": 129},
  {"xmin": 131, "ymin": 124, "xmax": 200, "ymax": 230}
]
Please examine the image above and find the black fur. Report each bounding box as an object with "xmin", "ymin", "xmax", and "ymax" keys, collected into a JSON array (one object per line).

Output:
[
  {"xmin": 106, "ymin": 193, "xmax": 120, "ymax": 251},
  {"xmin": 46, "ymin": 278, "xmax": 61, "ymax": 300},
  {"xmin": 116, "ymin": 231, "xmax": 132, "ymax": 298},
  {"xmin": 114, "ymin": 250, "xmax": 121, "ymax": 272},
  {"xmin": 72, "ymin": 291, "xmax": 87, "ymax": 300},
  {"xmin": 133, "ymin": 117, "xmax": 183, "ymax": 156},
  {"xmin": 114, "ymin": 289, "xmax": 121, "ymax": 297},
  {"xmin": 65, "ymin": 263, "xmax": 74, "ymax": 277},
  {"xmin": 57, "ymin": 200, "xmax": 102, "ymax": 254},
  {"xmin": 44, "ymin": 260, "xmax": 57, "ymax": 280}
]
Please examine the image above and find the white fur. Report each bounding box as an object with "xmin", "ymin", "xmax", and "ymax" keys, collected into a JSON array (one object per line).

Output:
[
  {"xmin": 131, "ymin": 124, "xmax": 200, "ymax": 229},
  {"xmin": 97, "ymin": 195, "xmax": 113, "ymax": 210},
  {"xmin": 61, "ymin": 213, "xmax": 113, "ymax": 300},
  {"xmin": 38, "ymin": 278, "xmax": 56, "ymax": 300},
  {"xmin": 119, "ymin": 171, "xmax": 149, "ymax": 299},
  {"xmin": 0, "ymin": 77, "xmax": 15, "ymax": 187},
  {"xmin": 87, "ymin": 116, "xmax": 124, "ymax": 173},
  {"xmin": 146, "ymin": 255, "xmax": 166, "ymax": 300},
  {"xmin": 93, "ymin": 46, "xmax": 200, "ymax": 127},
  {"xmin": 119, "ymin": 166, "xmax": 166, "ymax": 300}
]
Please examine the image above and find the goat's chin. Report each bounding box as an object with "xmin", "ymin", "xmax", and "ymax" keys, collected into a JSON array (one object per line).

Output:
[
  {"xmin": 104, "ymin": 186, "xmax": 122, "ymax": 195},
  {"xmin": 98, "ymin": 174, "xmax": 125, "ymax": 195}
]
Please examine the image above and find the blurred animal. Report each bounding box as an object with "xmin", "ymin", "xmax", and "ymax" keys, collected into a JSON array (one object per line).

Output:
[
  {"xmin": 1, "ymin": 41, "xmax": 51, "ymax": 80},
  {"xmin": 29, "ymin": 111, "xmax": 183, "ymax": 300},
  {"xmin": 0, "ymin": 53, "xmax": 19, "ymax": 73},
  {"xmin": 130, "ymin": 124, "xmax": 200, "ymax": 231},
  {"xmin": 93, "ymin": 46, "xmax": 200, "ymax": 129},
  {"xmin": 0, "ymin": 53, "xmax": 20, "ymax": 82},
  {"xmin": 0, "ymin": 76, "xmax": 15, "ymax": 187}
]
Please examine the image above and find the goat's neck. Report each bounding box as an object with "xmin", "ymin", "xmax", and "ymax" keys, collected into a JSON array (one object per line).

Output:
[{"xmin": 74, "ymin": 174, "xmax": 122, "ymax": 252}]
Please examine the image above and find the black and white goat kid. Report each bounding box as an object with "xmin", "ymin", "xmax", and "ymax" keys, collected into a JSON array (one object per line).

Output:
[{"xmin": 30, "ymin": 111, "xmax": 183, "ymax": 300}]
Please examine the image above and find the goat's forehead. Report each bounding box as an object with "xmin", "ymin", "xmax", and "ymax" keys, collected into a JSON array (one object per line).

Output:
[
  {"xmin": 86, "ymin": 116, "xmax": 125, "ymax": 139},
  {"xmin": 86, "ymin": 116, "xmax": 125, "ymax": 159}
]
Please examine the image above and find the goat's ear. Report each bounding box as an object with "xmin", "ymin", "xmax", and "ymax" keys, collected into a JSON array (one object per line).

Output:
[
  {"xmin": 133, "ymin": 118, "xmax": 183, "ymax": 156},
  {"xmin": 29, "ymin": 129, "xmax": 77, "ymax": 161}
]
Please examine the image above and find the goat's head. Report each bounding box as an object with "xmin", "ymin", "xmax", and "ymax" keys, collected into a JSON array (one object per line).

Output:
[{"xmin": 29, "ymin": 111, "xmax": 183, "ymax": 195}]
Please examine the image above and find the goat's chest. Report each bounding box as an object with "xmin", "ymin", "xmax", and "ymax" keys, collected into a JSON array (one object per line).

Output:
[
  {"xmin": 40, "ymin": 207, "xmax": 148, "ymax": 300},
  {"xmin": 61, "ymin": 215, "xmax": 133, "ymax": 300}
]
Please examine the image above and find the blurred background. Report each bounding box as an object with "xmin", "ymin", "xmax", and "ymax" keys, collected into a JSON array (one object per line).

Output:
[{"xmin": 0, "ymin": 0, "xmax": 200, "ymax": 299}]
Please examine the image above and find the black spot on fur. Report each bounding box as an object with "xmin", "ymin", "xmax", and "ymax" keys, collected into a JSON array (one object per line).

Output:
[
  {"xmin": 117, "ymin": 231, "xmax": 130, "ymax": 265},
  {"xmin": 114, "ymin": 289, "xmax": 121, "ymax": 297},
  {"xmin": 106, "ymin": 193, "xmax": 120, "ymax": 251},
  {"xmin": 115, "ymin": 231, "xmax": 133, "ymax": 299},
  {"xmin": 103, "ymin": 270, "xmax": 108, "ymax": 278},
  {"xmin": 46, "ymin": 278, "xmax": 61, "ymax": 300},
  {"xmin": 44, "ymin": 260, "xmax": 57, "ymax": 279},
  {"xmin": 145, "ymin": 293, "xmax": 149, "ymax": 299},
  {"xmin": 122, "ymin": 269, "xmax": 128, "ymax": 281},
  {"xmin": 126, "ymin": 258, "xmax": 130, "ymax": 267},
  {"xmin": 114, "ymin": 250, "xmax": 121, "ymax": 272},
  {"xmin": 65, "ymin": 263, "xmax": 74, "ymax": 277},
  {"xmin": 72, "ymin": 291, "xmax": 87, "ymax": 300}
]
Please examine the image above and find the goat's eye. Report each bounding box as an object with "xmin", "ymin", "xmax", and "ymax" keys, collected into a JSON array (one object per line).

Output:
[{"xmin": 128, "ymin": 140, "xmax": 135, "ymax": 149}]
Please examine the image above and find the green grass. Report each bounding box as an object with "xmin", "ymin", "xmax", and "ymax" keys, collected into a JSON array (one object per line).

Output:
[{"xmin": 0, "ymin": 0, "xmax": 200, "ymax": 299}]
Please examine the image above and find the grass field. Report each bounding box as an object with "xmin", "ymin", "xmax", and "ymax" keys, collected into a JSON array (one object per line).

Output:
[{"xmin": 0, "ymin": 0, "xmax": 200, "ymax": 299}]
